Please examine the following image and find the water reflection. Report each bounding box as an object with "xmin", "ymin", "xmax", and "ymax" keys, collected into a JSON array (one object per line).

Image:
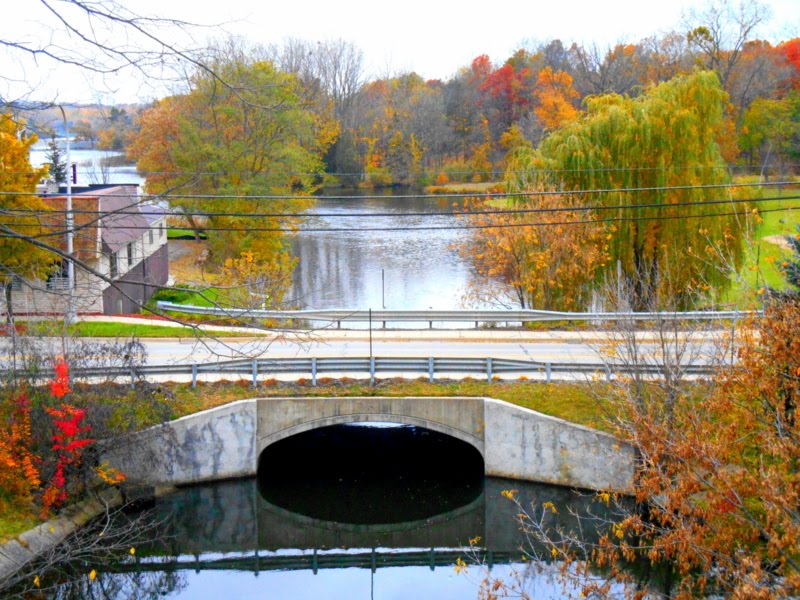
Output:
[
  {"xmin": 290, "ymin": 190, "xmax": 474, "ymax": 313},
  {"xmin": 16, "ymin": 475, "xmax": 611, "ymax": 599}
]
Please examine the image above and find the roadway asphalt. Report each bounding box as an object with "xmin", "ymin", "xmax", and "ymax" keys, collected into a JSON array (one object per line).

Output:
[{"xmin": 7, "ymin": 315, "xmax": 732, "ymax": 367}]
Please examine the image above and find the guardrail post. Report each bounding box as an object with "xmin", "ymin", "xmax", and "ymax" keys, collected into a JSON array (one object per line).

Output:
[
  {"xmin": 370, "ymin": 356, "xmax": 375, "ymax": 386},
  {"xmin": 605, "ymin": 365, "xmax": 612, "ymax": 383},
  {"xmin": 429, "ymin": 320, "xmax": 433, "ymax": 329},
  {"xmin": 546, "ymin": 362, "xmax": 551, "ymax": 383},
  {"xmin": 252, "ymin": 359, "xmax": 258, "ymax": 388},
  {"xmin": 311, "ymin": 357, "xmax": 317, "ymax": 386},
  {"xmin": 129, "ymin": 367, "xmax": 135, "ymax": 388},
  {"xmin": 486, "ymin": 357, "xmax": 493, "ymax": 383},
  {"xmin": 428, "ymin": 357, "xmax": 434, "ymax": 383},
  {"xmin": 192, "ymin": 364, "xmax": 198, "ymax": 388}
]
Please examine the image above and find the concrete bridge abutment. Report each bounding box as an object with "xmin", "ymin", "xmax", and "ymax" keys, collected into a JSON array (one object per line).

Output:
[{"xmin": 105, "ymin": 396, "xmax": 634, "ymax": 493}]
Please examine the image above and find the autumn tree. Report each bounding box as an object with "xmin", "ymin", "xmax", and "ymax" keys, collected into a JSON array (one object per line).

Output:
[
  {"xmin": 532, "ymin": 67, "xmax": 580, "ymax": 131},
  {"xmin": 460, "ymin": 193, "xmax": 610, "ymax": 310},
  {"xmin": 0, "ymin": 114, "xmax": 54, "ymax": 322},
  {"xmin": 778, "ymin": 38, "xmax": 800, "ymax": 89},
  {"xmin": 354, "ymin": 72, "xmax": 441, "ymax": 185},
  {"xmin": 129, "ymin": 45, "xmax": 334, "ymax": 289},
  {"xmin": 477, "ymin": 52, "xmax": 537, "ymax": 141},
  {"xmin": 726, "ymin": 40, "xmax": 794, "ymax": 120},
  {"xmin": 684, "ymin": 0, "xmax": 770, "ymax": 89},
  {"xmin": 521, "ymin": 71, "xmax": 748, "ymax": 309},
  {"xmin": 568, "ymin": 42, "xmax": 649, "ymax": 96},
  {"xmin": 739, "ymin": 93, "xmax": 800, "ymax": 176},
  {"xmin": 267, "ymin": 38, "xmax": 364, "ymax": 185}
]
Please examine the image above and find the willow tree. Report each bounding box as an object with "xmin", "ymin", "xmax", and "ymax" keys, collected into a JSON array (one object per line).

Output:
[{"xmin": 512, "ymin": 71, "xmax": 748, "ymax": 309}]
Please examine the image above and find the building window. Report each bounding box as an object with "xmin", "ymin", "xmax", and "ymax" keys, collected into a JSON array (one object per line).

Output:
[
  {"xmin": 9, "ymin": 275, "xmax": 22, "ymax": 291},
  {"xmin": 127, "ymin": 243, "xmax": 133, "ymax": 267},
  {"xmin": 159, "ymin": 223, "xmax": 164, "ymax": 238},
  {"xmin": 46, "ymin": 261, "xmax": 71, "ymax": 290},
  {"xmin": 110, "ymin": 252, "xmax": 118, "ymax": 279},
  {"xmin": 149, "ymin": 229, "xmax": 154, "ymax": 245}
]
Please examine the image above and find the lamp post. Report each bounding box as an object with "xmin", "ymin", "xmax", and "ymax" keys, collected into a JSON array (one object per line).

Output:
[{"xmin": 58, "ymin": 106, "xmax": 76, "ymax": 325}]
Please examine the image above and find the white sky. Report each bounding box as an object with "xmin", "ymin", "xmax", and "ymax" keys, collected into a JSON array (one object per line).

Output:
[{"xmin": 1, "ymin": 0, "xmax": 798, "ymax": 104}]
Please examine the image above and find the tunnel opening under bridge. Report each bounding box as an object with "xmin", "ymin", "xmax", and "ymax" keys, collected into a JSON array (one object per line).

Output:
[{"xmin": 257, "ymin": 422, "xmax": 485, "ymax": 525}]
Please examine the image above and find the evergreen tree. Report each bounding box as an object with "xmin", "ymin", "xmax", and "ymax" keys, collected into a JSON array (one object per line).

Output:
[{"xmin": 44, "ymin": 134, "xmax": 67, "ymax": 184}]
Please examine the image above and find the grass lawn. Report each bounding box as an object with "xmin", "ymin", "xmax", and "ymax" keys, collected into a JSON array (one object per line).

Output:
[
  {"xmin": 0, "ymin": 502, "xmax": 41, "ymax": 543},
  {"xmin": 69, "ymin": 321, "xmax": 250, "ymax": 338},
  {"xmin": 19, "ymin": 320, "xmax": 252, "ymax": 338},
  {"xmin": 167, "ymin": 228, "xmax": 207, "ymax": 240},
  {"xmin": 730, "ymin": 191, "xmax": 799, "ymax": 306},
  {"xmin": 170, "ymin": 378, "xmax": 613, "ymax": 432}
]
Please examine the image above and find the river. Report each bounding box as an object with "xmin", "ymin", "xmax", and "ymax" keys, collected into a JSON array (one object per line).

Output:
[
  {"xmin": 289, "ymin": 189, "xmax": 477, "ymax": 312},
  {"xmin": 29, "ymin": 143, "xmax": 145, "ymax": 187}
]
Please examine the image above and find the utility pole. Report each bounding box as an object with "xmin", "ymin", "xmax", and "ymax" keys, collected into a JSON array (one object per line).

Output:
[{"xmin": 58, "ymin": 106, "xmax": 76, "ymax": 326}]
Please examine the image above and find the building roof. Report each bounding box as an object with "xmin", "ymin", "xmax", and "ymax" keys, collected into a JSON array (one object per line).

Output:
[
  {"xmin": 41, "ymin": 184, "xmax": 151, "ymax": 259},
  {"xmin": 139, "ymin": 203, "xmax": 168, "ymax": 226}
]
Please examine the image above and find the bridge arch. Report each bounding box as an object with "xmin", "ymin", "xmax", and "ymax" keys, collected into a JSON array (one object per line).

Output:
[{"xmin": 256, "ymin": 412, "xmax": 484, "ymax": 459}]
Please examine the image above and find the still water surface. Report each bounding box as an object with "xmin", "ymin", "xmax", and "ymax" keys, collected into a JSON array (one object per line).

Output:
[
  {"xmin": 289, "ymin": 189, "xmax": 476, "ymax": 312},
  {"xmin": 29, "ymin": 144, "xmax": 145, "ymax": 187}
]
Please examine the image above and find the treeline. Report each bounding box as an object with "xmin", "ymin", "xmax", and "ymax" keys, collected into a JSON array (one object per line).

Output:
[{"xmin": 260, "ymin": 5, "xmax": 800, "ymax": 186}]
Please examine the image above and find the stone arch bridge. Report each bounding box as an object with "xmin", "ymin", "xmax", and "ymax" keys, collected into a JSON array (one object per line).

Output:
[{"xmin": 106, "ymin": 397, "xmax": 634, "ymax": 492}]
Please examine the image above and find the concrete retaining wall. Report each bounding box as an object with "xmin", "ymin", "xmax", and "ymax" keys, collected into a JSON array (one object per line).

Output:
[
  {"xmin": 483, "ymin": 399, "xmax": 634, "ymax": 492},
  {"xmin": 105, "ymin": 399, "xmax": 257, "ymax": 486}
]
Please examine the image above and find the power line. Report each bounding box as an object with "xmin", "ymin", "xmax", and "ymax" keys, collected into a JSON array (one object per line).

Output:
[
  {"xmin": 6, "ymin": 193, "xmax": 798, "ymax": 220},
  {"xmin": 4, "ymin": 178, "xmax": 798, "ymax": 202},
  {"xmin": 1, "ymin": 205, "xmax": 793, "ymax": 237},
  {"xmin": 13, "ymin": 163, "xmax": 800, "ymax": 177}
]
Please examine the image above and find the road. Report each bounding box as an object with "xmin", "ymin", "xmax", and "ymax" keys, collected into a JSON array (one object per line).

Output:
[{"xmin": 131, "ymin": 329, "xmax": 727, "ymax": 366}]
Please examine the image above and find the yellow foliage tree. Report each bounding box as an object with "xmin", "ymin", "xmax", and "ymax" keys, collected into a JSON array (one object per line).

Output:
[
  {"xmin": 0, "ymin": 114, "xmax": 54, "ymax": 321},
  {"xmin": 220, "ymin": 250, "xmax": 296, "ymax": 310}
]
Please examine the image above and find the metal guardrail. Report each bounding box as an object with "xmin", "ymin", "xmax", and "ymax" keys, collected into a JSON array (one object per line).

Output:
[
  {"xmin": 13, "ymin": 356, "xmax": 717, "ymax": 387},
  {"xmin": 156, "ymin": 301, "xmax": 754, "ymax": 328}
]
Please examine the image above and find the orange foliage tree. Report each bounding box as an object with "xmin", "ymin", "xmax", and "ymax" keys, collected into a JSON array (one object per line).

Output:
[
  {"xmin": 460, "ymin": 194, "xmax": 610, "ymax": 310},
  {"xmin": 575, "ymin": 293, "xmax": 800, "ymax": 598},
  {"xmin": 0, "ymin": 390, "xmax": 40, "ymax": 510},
  {"xmin": 532, "ymin": 67, "xmax": 580, "ymax": 131}
]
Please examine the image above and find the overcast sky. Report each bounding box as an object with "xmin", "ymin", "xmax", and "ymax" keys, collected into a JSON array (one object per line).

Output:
[{"xmin": 1, "ymin": 0, "xmax": 798, "ymax": 104}]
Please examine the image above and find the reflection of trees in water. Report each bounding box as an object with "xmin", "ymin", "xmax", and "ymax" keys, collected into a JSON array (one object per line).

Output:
[
  {"xmin": 35, "ymin": 568, "xmax": 185, "ymax": 600},
  {"xmin": 1, "ymin": 504, "xmax": 183, "ymax": 600}
]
